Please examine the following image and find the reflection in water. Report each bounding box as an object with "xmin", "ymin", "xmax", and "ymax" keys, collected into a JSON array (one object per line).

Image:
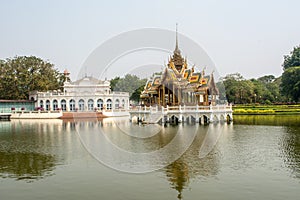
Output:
[
  {"xmin": 281, "ymin": 126, "xmax": 300, "ymax": 179},
  {"xmin": 164, "ymin": 124, "xmax": 223, "ymax": 199},
  {"xmin": 74, "ymin": 117, "xmax": 199, "ymax": 173},
  {"xmin": 0, "ymin": 119, "xmax": 70, "ymax": 181},
  {"xmin": 234, "ymin": 115, "xmax": 300, "ymax": 126},
  {"xmin": 166, "ymin": 160, "xmax": 189, "ymax": 200},
  {"xmin": 67, "ymin": 117, "xmax": 223, "ymax": 199},
  {"xmin": 0, "ymin": 151, "xmax": 56, "ymax": 181},
  {"xmin": 0, "ymin": 116, "xmax": 299, "ymax": 200},
  {"xmin": 234, "ymin": 115, "xmax": 300, "ymax": 179}
]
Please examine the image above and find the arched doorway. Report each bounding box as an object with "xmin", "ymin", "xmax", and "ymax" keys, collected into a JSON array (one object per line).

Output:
[
  {"xmin": 88, "ymin": 99, "xmax": 94, "ymax": 111},
  {"xmin": 97, "ymin": 99, "xmax": 103, "ymax": 110},
  {"xmin": 69, "ymin": 99, "xmax": 76, "ymax": 111},
  {"xmin": 122, "ymin": 99, "xmax": 125, "ymax": 108},
  {"xmin": 40, "ymin": 100, "xmax": 44, "ymax": 109},
  {"xmin": 45, "ymin": 100, "xmax": 50, "ymax": 111},
  {"xmin": 61, "ymin": 99, "xmax": 67, "ymax": 111},
  {"xmin": 115, "ymin": 99, "xmax": 120, "ymax": 109},
  {"xmin": 53, "ymin": 100, "xmax": 58, "ymax": 110},
  {"xmin": 106, "ymin": 99, "xmax": 112, "ymax": 110},
  {"xmin": 78, "ymin": 99, "xmax": 85, "ymax": 111}
]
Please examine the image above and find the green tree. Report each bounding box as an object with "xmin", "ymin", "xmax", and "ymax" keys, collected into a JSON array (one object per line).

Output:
[
  {"xmin": 281, "ymin": 45, "xmax": 300, "ymax": 102},
  {"xmin": 110, "ymin": 76, "xmax": 120, "ymax": 91},
  {"xmin": 281, "ymin": 67, "xmax": 300, "ymax": 102},
  {"xmin": 110, "ymin": 74, "xmax": 147, "ymax": 103},
  {"xmin": 223, "ymin": 72, "xmax": 283, "ymax": 104},
  {"xmin": 222, "ymin": 73, "xmax": 254, "ymax": 104},
  {"xmin": 0, "ymin": 56, "xmax": 63, "ymax": 100},
  {"xmin": 252, "ymin": 75, "xmax": 282, "ymax": 103},
  {"xmin": 257, "ymin": 75, "xmax": 275, "ymax": 84},
  {"xmin": 283, "ymin": 45, "xmax": 300, "ymax": 70}
]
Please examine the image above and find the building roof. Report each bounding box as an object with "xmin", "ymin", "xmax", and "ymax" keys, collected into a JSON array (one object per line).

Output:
[
  {"xmin": 0, "ymin": 100, "xmax": 34, "ymax": 103},
  {"xmin": 140, "ymin": 28, "xmax": 219, "ymax": 99},
  {"xmin": 72, "ymin": 76, "xmax": 108, "ymax": 86}
]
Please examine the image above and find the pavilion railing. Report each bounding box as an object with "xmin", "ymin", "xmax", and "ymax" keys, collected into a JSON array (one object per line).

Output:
[{"xmin": 130, "ymin": 104, "xmax": 232, "ymax": 113}]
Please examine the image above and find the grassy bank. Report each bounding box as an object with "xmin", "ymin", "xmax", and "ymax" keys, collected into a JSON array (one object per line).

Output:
[{"xmin": 233, "ymin": 104, "xmax": 300, "ymax": 115}]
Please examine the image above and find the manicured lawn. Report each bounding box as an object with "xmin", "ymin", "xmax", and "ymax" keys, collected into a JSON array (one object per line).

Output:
[{"xmin": 233, "ymin": 104, "xmax": 300, "ymax": 115}]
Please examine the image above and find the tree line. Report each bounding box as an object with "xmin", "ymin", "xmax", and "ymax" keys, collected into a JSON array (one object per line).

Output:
[
  {"xmin": 0, "ymin": 45, "xmax": 299, "ymax": 104},
  {"xmin": 223, "ymin": 45, "xmax": 300, "ymax": 104},
  {"xmin": 0, "ymin": 56, "xmax": 64, "ymax": 100}
]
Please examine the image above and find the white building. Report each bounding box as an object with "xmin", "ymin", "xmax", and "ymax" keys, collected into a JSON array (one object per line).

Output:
[{"xmin": 29, "ymin": 70, "xmax": 129, "ymax": 112}]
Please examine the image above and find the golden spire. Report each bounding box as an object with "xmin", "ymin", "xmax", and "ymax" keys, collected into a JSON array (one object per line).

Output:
[{"xmin": 174, "ymin": 23, "xmax": 181, "ymax": 55}]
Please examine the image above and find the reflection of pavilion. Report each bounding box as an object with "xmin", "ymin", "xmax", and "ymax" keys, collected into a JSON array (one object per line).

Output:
[{"xmin": 164, "ymin": 124, "xmax": 222, "ymax": 199}]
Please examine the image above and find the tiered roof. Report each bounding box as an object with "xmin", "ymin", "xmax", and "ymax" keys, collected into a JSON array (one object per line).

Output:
[{"xmin": 140, "ymin": 27, "xmax": 218, "ymax": 98}]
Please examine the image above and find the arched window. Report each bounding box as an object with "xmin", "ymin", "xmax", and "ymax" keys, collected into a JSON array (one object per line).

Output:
[
  {"xmin": 78, "ymin": 99, "xmax": 85, "ymax": 111},
  {"xmin": 106, "ymin": 99, "xmax": 112, "ymax": 110},
  {"xmin": 53, "ymin": 100, "xmax": 58, "ymax": 110},
  {"xmin": 45, "ymin": 100, "xmax": 50, "ymax": 111},
  {"xmin": 97, "ymin": 99, "xmax": 103, "ymax": 110},
  {"xmin": 61, "ymin": 99, "xmax": 67, "ymax": 111},
  {"xmin": 88, "ymin": 99, "xmax": 94, "ymax": 111},
  {"xmin": 69, "ymin": 99, "xmax": 76, "ymax": 111},
  {"xmin": 122, "ymin": 99, "xmax": 125, "ymax": 108},
  {"xmin": 40, "ymin": 100, "xmax": 44, "ymax": 109},
  {"xmin": 115, "ymin": 99, "xmax": 120, "ymax": 109}
]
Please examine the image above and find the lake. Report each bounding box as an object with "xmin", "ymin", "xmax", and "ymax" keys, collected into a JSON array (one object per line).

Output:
[{"xmin": 0, "ymin": 115, "xmax": 299, "ymax": 200}]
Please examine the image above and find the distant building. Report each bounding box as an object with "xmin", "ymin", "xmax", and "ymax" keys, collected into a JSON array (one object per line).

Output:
[
  {"xmin": 29, "ymin": 70, "xmax": 130, "ymax": 112},
  {"xmin": 0, "ymin": 100, "xmax": 34, "ymax": 113}
]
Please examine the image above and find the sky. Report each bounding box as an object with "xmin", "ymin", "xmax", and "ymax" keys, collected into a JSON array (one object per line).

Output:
[{"xmin": 1, "ymin": 0, "xmax": 300, "ymax": 80}]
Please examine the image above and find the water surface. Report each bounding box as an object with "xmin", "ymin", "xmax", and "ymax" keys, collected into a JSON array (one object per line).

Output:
[{"xmin": 0, "ymin": 115, "xmax": 299, "ymax": 200}]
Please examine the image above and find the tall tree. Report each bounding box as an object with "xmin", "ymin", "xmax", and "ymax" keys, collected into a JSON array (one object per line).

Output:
[
  {"xmin": 110, "ymin": 74, "xmax": 147, "ymax": 103},
  {"xmin": 281, "ymin": 67, "xmax": 300, "ymax": 102},
  {"xmin": 110, "ymin": 76, "xmax": 120, "ymax": 91},
  {"xmin": 222, "ymin": 73, "xmax": 255, "ymax": 104},
  {"xmin": 283, "ymin": 45, "xmax": 300, "ymax": 70},
  {"xmin": 222, "ymin": 73, "xmax": 282, "ymax": 104},
  {"xmin": 281, "ymin": 45, "xmax": 300, "ymax": 102},
  {"xmin": 257, "ymin": 75, "xmax": 275, "ymax": 84},
  {"xmin": 0, "ymin": 56, "xmax": 63, "ymax": 100}
]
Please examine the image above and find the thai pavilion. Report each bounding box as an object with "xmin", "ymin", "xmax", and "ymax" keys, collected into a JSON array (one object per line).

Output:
[{"xmin": 140, "ymin": 33, "xmax": 219, "ymax": 107}]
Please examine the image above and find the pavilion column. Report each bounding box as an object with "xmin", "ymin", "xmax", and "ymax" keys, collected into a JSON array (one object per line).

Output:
[
  {"xmin": 178, "ymin": 88, "xmax": 181, "ymax": 105},
  {"xmin": 167, "ymin": 85, "xmax": 170, "ymax": 105},
  {"xmin": 162, "ymin": 85, "xmax": 165, "ymax": 107},
  {"xmin": 172, "ymin": 84, "xmax": 175, "ymax": 106},
  {"xmin": 158, "ymin": 88, "xmax": 161, "ymax": 106}
]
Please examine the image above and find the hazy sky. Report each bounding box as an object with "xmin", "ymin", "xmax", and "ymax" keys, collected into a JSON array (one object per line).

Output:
[{"xmin": 1, "ymin": 0, "xmax": 299, "ymax": 80}]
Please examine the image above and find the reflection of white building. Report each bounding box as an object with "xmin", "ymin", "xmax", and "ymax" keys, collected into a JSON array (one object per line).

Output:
[{"xmin": 29, "ymin": 70, "xmax": 129, "ymax": 112}]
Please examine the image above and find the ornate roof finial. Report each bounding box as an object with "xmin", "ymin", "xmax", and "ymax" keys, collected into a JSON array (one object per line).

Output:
[
  {"xmin": 174, "ymin": 23, "xmax": 181, "ymax": 55},
  {"xmin": 202, "ymin": 66, "xmax": 206, "ymax": 77}
]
